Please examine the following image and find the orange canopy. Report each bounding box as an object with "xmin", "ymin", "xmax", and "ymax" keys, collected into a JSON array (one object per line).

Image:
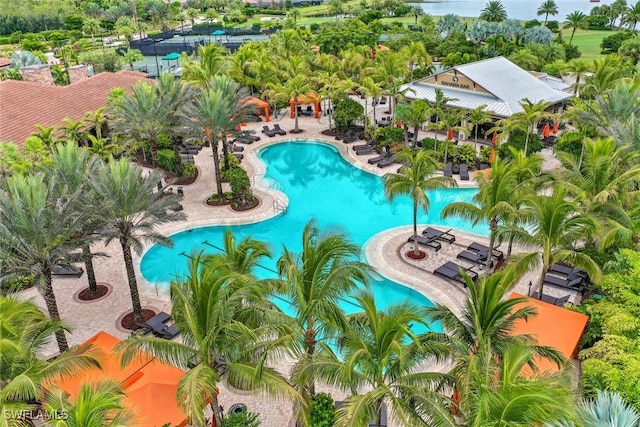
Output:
[
  {"xmin": 243, "ymin": 97, "xmax": 270, "ymax": 122},
  {"xmin": 51, "ymin": 331, "xmax": 188, "ymax": 427},
  {"xmin": 290, "ymin": 94, "xmax": 321, "ymax": 119},
  {"xmin": 509, "ymin": 293, "xmax": 589, "ymax": 375}
]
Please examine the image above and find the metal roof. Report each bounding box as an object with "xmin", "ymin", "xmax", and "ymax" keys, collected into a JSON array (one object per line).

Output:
[{"xmin": 402, "ymin": 57, "xmax": 573, "ymax": 118}]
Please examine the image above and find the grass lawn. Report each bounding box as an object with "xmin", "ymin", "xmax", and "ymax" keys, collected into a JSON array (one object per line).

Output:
[{"xmin": 565, "ymin": 29, "xmax": 613, "ymax": 59}]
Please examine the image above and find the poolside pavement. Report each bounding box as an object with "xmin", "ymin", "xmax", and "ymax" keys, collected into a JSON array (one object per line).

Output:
[{"xmin": 16, "ymin": 100, "xmax": 577, "ymax": 427}]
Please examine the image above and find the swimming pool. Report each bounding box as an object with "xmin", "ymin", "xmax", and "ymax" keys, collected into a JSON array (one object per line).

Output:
[{"xmin": 141, "ymin": 141, "xmax": 488, "ymax": 330}]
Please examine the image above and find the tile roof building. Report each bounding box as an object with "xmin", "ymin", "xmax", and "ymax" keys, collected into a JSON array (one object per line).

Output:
[
  {"xmin": 401, "ymin": 56, "xmax": 573, "ymax": 118},
  {"xmin": 0, "ymin": 69, "xmax": 149, "ymax": 147}
]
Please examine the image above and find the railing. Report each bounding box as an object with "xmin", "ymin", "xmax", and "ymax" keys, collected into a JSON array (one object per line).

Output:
[
  {"xmin": 273, "ymin": 197, "xmax": 287, "ymax": 215},
  {"xmin": 254, "ymin": 174, "xmax": 283, "ymax": 192}
]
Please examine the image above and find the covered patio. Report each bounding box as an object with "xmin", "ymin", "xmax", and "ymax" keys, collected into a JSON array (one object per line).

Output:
[{"xmin": 290, "ymin": 94, "xmax": 321, "ymax": 119}]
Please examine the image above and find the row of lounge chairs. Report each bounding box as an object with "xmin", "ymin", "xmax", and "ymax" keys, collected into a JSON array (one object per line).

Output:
[
  {"xmin": 52, "ymin": 265, "xmax": 84, "ymax": 278},
  {"xmin": 335, "ymin": 129, "xmax": 363, "ymax": 143},
  {"xmin": 433, "ymin": 239, "xmax": 505, "ymax": 287},
  {"xmin": 178, "ymin": 144, "xmax": 202, "ymax": 155},
  {"xmin": 372, "ymin": 96, "xmax": 387, "ymax": 106},
  {"xmin": 134, "ymin": 311, "xmax": 180, "ymax": 339},
  {"xmin": 407, "ymin": 227, "xmax": 458, "ymax": 252},
  {"xmin": 444, "ymin": 163, "xmax": 470, "ymax": 180},
  {"xmin": 233, "ymin": 133, "xmax": 261, "ymax": 145},
  {"xmin": 262, "ymin": 125, "xmax": 287, "ymax": 137},
  {"xmin": 530, "ymin": 290, "xmax": 571, "ymax": 307},
  {"xmin": 543, "ymin": 263, "xmax": 588, "ymax": 294},
  {"xmin": 434, "ymin": 261, "xmax": 478, "ymax": 287}
]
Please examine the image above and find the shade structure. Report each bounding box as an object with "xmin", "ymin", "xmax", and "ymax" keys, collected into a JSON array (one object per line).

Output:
[
  {"xmin": 243, "ymin": 97, "xmax": 270, "ymax": 122},
  {"xmin": 509, "ymin": 293, "xmax": 589, "ymax": 376},
  {"xmin": 542, "ymin": 123, "xmax": 551, "ymax": 138},
  {"xmin": 491, "ymin": 131, "xmax": 497, "ymax": 145},
  {"xmin": 211, "ymin": 29, "xmax": 225, "ymax": 36},
  {"xmin": 447, "ymin": 127, "xmax": 454, "ymax": 140},
  {"xmin": 161, "ymin": 52, "xmax": 181, "ymax": 61},
  {"xmin": 552, "ymin": 120, "xmax": 559, "ymax": 134},
  {"xmin": 290, "ymin": 94, "xmax": 321, "ymax": 119},
  {"xmin": 51, "ymin": 331, "xmax": 188, "ymax": 427}
]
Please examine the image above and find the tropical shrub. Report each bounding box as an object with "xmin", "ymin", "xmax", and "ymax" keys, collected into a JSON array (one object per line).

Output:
[
  {"xmin": 480, "ymin": 146, "xmax": 493, "ymax": 164},
  {"xmin": 310, "ymin": 393, "xmax": 336, "ymax": 427},
  {"xmin": 157, "ymin": 149, "xmax": 177, "ymax": 173},
  {"xmin": 333, "ymin": 98, "xmax": 364, "ymax": 132},
  {"xmin": 220, "ymin": 411, "xmax": 260, "ymax": 427},
  {"xmin": 227, "ymin": 167, "xmax": 252, "ymax": 207},
  {"xmin": 498, "ymin": 129, "xmax": 542, "ymax": 157},
  {"xmin": 453, "ymin": 143, "xmax": 477, "ymax": 167},
  {"xmin": 374, "ymin": 126, "xmax": 404, "ymax": 147},
  {"xmin": 553, "ymin": 131, "xmax": 584, "ymax": 157},
  {"xmin": 181, "ymin": 163, "xmax": 196, "ymax": 178},
  {"xmin": 600, "ymin": 32, "xmax": 633, "ymax": 53}
]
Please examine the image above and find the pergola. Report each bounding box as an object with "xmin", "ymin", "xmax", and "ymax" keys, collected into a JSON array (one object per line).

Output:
[
  {"xmin": 243, "ymin": 97, "xmax": 270, "ymax": 122},
  {"xmin": 290, "ymin": 94, "xmax": 321, "ymax": 119}
]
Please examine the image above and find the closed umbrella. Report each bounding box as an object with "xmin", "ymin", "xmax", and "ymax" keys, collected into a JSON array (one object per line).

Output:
[
  {"xmin": 542, "ymin": 123, "xmax": 551, "ymax": 138},
  {"xmin": 552, "ymin": 121, "xmax": 559, "ymax": 134},
  {"xmin": 447, "ymin": 128, "xmax": 454, "ymax": 140}
]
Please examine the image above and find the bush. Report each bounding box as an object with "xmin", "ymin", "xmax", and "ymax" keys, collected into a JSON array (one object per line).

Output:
[
  {"xmin": 227, "ymin": 167, "xmax": 252, "ymax": 206},
  {"xmin": 480, "ymin": 146, "xmax": 493, "ymax": 164},
  {"xmin": 374, "ymin": 126, "xmax": 404, "ymax": 147},
  {"xmin": 600, "ymin": 31, "xmax": 632, "ymax": 54},
  {"xmin": 310, "ymin": 393, "xmax": 336, "ymax": 427},
  {"xmin": 309, "ymin": 23, "xmax": 320, "ymax": 32},
  {"xmin": 182, "ymin": 163, "xmax": 196, "ymax": 178},
  {"xmin": 221, "ymin": 411, "xmax": 260, "ymax": 427},
  {"xmin": 157, "ymin": 134, "xmax": 172, "ymax": 150},
  {"xmin": 524, "ymin": 19, "xmax": 541, "ymax": 29},
  {"xmin": 498, "ymin": 130, "xmax": 542, "ymax": 157},
  {"xmin": 553, "ymin": 130, "xmax": 584, "ymax": 158},
  {"xmin": 157, "ymin": 149, "xmax": 177, "ymax": 173},
  {"xmin": 454, "ymin": 143, "xmax": 477, "ymax": 167},
  {"xmin": 358, "ymin": 9, "xmax": 383, "ymax": 24},
  {"xmin": 333, "ymin": 98, "xmax": 364, "ymax": 132},
  {"xmin": 546, "ymin": 21, "xmax": 559, "ymax": 32}
]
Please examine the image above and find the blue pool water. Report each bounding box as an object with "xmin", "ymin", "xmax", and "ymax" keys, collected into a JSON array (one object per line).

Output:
[{"xmin": 141, "ymin": 141, "xmax": 488, "ymax": 331}]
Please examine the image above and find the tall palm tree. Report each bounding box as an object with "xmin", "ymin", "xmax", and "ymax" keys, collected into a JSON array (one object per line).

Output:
[
  {"xmin": 82, "ymin": 18, "xmax": 102, "ymax": 48},
  {"xmin": 383, "ymin": 149, "xmax": 457, "ymax": 257},
  {"xmin": 499, "ymin": 98, "xmax": 553, "ymax": 155},
  {"xmin": 622, "ymin": 1, "xmax": 640, "ymax": 30},
  {"xmin": 497, "ymin": 185, "xmax": 602, "ymax": 298},
  {"xmin": 269, "ymin": 73, "xmax": 313, "ymax": 133},
  {"xmin": 181, "ymin": 75, "xmax": 255, "ymax": 197},
  {"xmin": 214, "ymin": 228, "xmax": 272, "ymax": 276},
  {"xmin": 121, "ymin": 48, "xmax": 144, "ymax": 71},
  {"xmin": 0, "ymin": 296, "xmax": 100, "ymax": 417},
  {"xmin": 467, "ymin": 105, "xmax": 490, "ymax": 151},
  {"xmin": 480, "ymin": 0, "xmax": 508, "ymax": 22},
  {"xmin": 302, "ymin": 290, "xmax": 456, "ymax": 427},
  {"xmin": 427, "ymin": 88, "xmax": 457, "ymax": 150},
  {"xmin": 563, "ymin": 11, "xmax": 589, "ymax": 45},
  {"xmin": 44, "ymin": 380, "xmax": 135, "ymax": 427},
  {"xmin": 181, "ymin": 44, "xmax": 229, "ymax": 88},
  {"xmin": 563, "ymin": 58, "xmax": 592, "ymax": 96},
  {"xmin": 117, "ymin": 254, "xmax": 299, "ymax": 427},
  {"xmin": 537, "ymin": 0, "xmax": 559, "ymax": 25},
  {"xmin": 0, "ymin": 174, "xmax": 92, "ymax": 352},
  {"xmin": 401, "ymin": 41, "xmax": 432, "ymax": 81},
  {"xmin": 442, "ymin": 154, "xmax": 517, "ymax": 269},
  {"xmin": 276, "ymin": 220, "xmax": 372, "ymax": 401},
  {"xmin": 91, "ymin": 158, "xmax": 185, "ymax": 323}
]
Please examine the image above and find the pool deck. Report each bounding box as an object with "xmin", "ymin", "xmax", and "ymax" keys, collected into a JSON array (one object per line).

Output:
[{"xmin": 17, "ymin": 100, "xmax": 570, "ymax": 427}]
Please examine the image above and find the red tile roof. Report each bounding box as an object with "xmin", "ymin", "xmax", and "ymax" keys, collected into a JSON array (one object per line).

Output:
[{"xmin": 0, "ymin": 70, "xmax": 149, "ymax": 147}]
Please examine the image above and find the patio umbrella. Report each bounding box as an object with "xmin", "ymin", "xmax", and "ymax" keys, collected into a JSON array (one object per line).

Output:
[
  {"xmin": 447, "ymin": 128, "xmax": 454, "ymax": 140},
  {"xmin": 161, "ymin": 52, "xmax": 180, "ymax": 72},
  {"xmin": 542, "ymin": 123, "xmax": 551, "ymax": 138},
  {"xmin": 211, "ymin": 29, "xmax": 225, "ymax": 36},
  {"xmin": 491, "ymin": 131, "xmax": 497, "ymax": 145},
  {"xmin": 552, "ymin": 121, "xmax": 559, "ymax": 134},
  {"xmin": 489, "ymin": 148, "xmax": 495, "ymax": 164}
]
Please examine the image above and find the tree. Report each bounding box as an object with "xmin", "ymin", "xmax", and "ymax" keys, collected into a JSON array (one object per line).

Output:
[
  {"xmin": 84, "ymin": 108, "xmax": 107, "ymax": 140},
  {"xmin": 60, "ymin": 117, "xmax": 87, "ymax": 146},
  {"xmin": 442, "ymin": 154, "xmax": 517, "ymax": 269},
  {"xmin": 0, "ymin": 174, "xmax": 91, "ymax": 352},
  {"xmin": 270, "ymin": 72, "xmax": 312, "ymax": 133},
  {"xmin": 563, "ymin": 11, "xmax": 589, "ymax": 45},
  {"xmin": 480, "ymin": 0, "xmax": 508, "ymax": 22},
  {"xmin": 401, "ymin": 41, "xmax": 432, "ymax": 81},
  {"xmin": 0, "ymin": 296, "xmax": 100, "ymax": 418},
  {"xmin": 181, "ymin": 44, "xmax": 229, "ymax": 88},
  {"xmin": 500, "ymin": 98, "xmax": 553, "ymax": 155},
  {"xmin": 121, "ymin": 48, "xmax": 143, "ymax": 71},
  {"xmin": 276, "ymin": 221, "xmax": 372, "ymax": 407},
  {"xmin": 466, "ymin": 105, "xmax": 490, "ymax": 151},
  {"xmin": 91, "ymin": 158, "xmax": 185, "ymax": 323},
  {"xmin": 622, "ymin": 0, "xmax": 640, "ymax": 30},
  {"xmin": 383, "ymin": 149, "xmax": 457, "ymax": 257},
  {"xmin": 215, "ymin": 229, "xmax": 272, "ymax": 276},
  {"xmin": 396, "ymin": 100, "xmax": 432, "ymax": 148},
  {"xmin": 618, "ymin": 38, "xmax": 640, "ymax": 65},
  {"xmin": 117, "ymin": 254, "xmax": 299, "ymax": 427},
  {"xmin": 497, "ymin": 185, "xmax": 602, "ymax": 298},
  {"xmin": 302, "ymin": 290, "xmax": 456, "ymax": 427},
  {"xmin": 82, "ymin": 17, "xmax": 102, "ymax": 47},
  {"xmin": 537, "ymin": 0, "xmax": 559, "ymax": 25},
  {"xmin": 426, "ymin": 88, "xmax": 457, "ymax": 150},
  {"xmin": 328, "ymin": 0, "xmax": 344, "ymax": 21},
  {"xmin": 181, "ymin": 75, "xmax": 255, "ymax": 198},
  {"xmin": 563, "ymin": 58, "xmax": 592, "ymax": 95}
]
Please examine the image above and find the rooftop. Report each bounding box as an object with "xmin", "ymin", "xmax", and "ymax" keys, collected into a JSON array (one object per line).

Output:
[
  {"xmin": 402, "ymin": 57, "xmax": 573, "ymax": 117},
  {"xmin": 0, "ymin": 70, "xmax": 149, "ymax": 147}
]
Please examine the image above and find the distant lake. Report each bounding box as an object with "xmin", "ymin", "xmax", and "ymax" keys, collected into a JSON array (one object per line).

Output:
[{"xmin": 409, "ymin": 0, "xmax": 615, "ymax": 21}]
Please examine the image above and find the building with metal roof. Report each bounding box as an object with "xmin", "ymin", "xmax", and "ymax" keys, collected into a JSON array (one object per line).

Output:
[{"xmin": 401, "ymin": 56, "xmax": 573, "ymax": 118}]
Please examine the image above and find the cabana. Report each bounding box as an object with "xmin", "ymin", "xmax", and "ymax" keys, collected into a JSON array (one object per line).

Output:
[
  {"xmin": 243, "ymin": 97, "xmax": 270, "ymax": 122},
  {"xmin": 161, "ymin": 52, "xmax": 181, "ymax": 71},
  {"xmin": 509, "ymin": 293, "xmax": 589, "ymax": 375},
  {"xmin": 290, "ymin": 94, "xmax": 321, "ymax": 119},
  {"xmin": 52, "ymin": 331, "xmax": 188, "ymax": 427}
]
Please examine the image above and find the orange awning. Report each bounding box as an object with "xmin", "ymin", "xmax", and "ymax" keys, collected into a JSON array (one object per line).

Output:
[
  {"xmin": 243, "ymin": 97, "xmax": 270, "ymax": 122},
  {"xmin": 51, "ymin": 331, "xmax": 188, "ymax": 427},
  {"xmin": 509, "ymin": 293, "xmax": 589, "ymax": 375}
]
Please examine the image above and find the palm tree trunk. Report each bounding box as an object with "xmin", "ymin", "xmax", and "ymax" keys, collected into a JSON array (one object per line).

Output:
[
  {"xmin": 413, "ymin": 201, "xmax": 420, "ymax": 256},
  {"xmin": 119, "ymin": 237, "xmax": 144, "ymax": 323},
  {"xmin": 210, "ymin": 393, "xmax": 223, "ymax": 427},
  {"xmin": 211, "ymin": 139, "xmax": 223, "ymax": 197},
  {"xmin": 149, "ymin": 138, "xmax": 158, "ymax": 167},
  {"xmin": 487, "ymin": 218, "xmax": 497, "ymax": 270},
  {"xmin": 294, "ymin": 101, "xmax": 300, "ymax": 132},
  {"xmin": 82, "ymin": 243, "xmax": 98, "ymax": 293},
  {"xmin": 42, "ymin": 269, "xmax": 69, "ymax": 352},
  {"xmin": 537, "ymin": 265, "xmax": 548, "ymax": 299},
  {"xmin": 524, "ymin": 131, "xmax": 530, "ymax": 156},
  {"xmin": 474, "ymin": 127, "xmax": 479, "ymax": 152},
  {"xmin": 221, "ymin": 135, "xmax": 230, "ymax": 171},
  {"xmin": 570, "ymin": 28, "xmax": 576, "ymax": 44},
  {"xmin": 413, "ymin": 125, "xmax": 419, "ymax": 148},
  {"xmin": 305, "ymin": 320, "xmax": 316, "ymax": 396},
  {"xmin": 507, "ymin": 234, "xmax": 515, "ymax": 258},
  {"xmin": 372, "ymin": 98, "xmax": 377, "ymax": 127}
]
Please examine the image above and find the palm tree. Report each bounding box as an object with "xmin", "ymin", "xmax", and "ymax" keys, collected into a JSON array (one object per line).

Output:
[
  {"xmin": 0, "ymin": 296, "xmax": 100, "ymax": 418},
  {"xmin": 302, "ymin": 290, "xmax": 456, "ymax": 427},
  {"xmin": 427, "ymin": 88, "xmax": 457, "ymax": 150},
  {"xmin": 60, "ymin": 117, "xmax": 88, "ymax": 146},
  {"xmin": 497, "ymin": 185, "xmax": 602, "ymax": 298},
  {"xmin": 401, "ymin": 41, "xmax": 432, "ymax": 81},
  {"xmin": 84, "ymin": 108, "xmax": 107, "ymax": 140},
  {"xmin": 121, "ymin": 48, "xmax": 143, "ymax": 71},
  {"xmin": 383, "ymin": 149, "xmax": 457, "ymax": 257},
  {"xmin": 563, "ymin": 58, "xmax": 592, "ymax": 96},
  {"xmin": 480, "ymin": 0, "xmax": 508, "ymax": 22},
  {"xmin": 467, "ymin": 105, "xmax": 490, "ymax": 151},
  {"xmin": 91, "ymin": 158, "xmax": 185, "ymax": 323},
  {"xmin": 83, "ymin": 18, "xmax": 102, "ymax": 47},
  {"xmin": 500, "ymin": 98, "xmax": 553, "ymax": 155},
  {"xmin": 276, "ymin": 220, "xmax": 372, "ymax": 401},
  {"xmin": 563, "ymin": 11, "xmax": 589, "ymax": 45},
  {"xmin": 622, "ymin": 0, "xmax": 640, "ymax": 30},
  {"xmin": 397, "ymin": 100, "xmax": 432, "ymax": 148},
  {"xmin": 537, "ymin": 0, "xmax": 559, "ymax": 25},
  {"xmin": 269, "ymin": 71, "xmax": 313, "ymax": 133},
  {"xmin": 181, "ymin": 75, "xmax": 255, "ymax": 197},
  {"xmin": 214, "ymin": 229, "xmax": 272, "ymax": 276},
  {"xmin": 442, "ymin": 154, "xmax": 517, "ymax": 269},
  {"xmin": 0, "ymin": 174, "xmax": 93, "ymax": 352},
  {"xmin": 181, "ymin": 44, "xmax": 229, "ymax": 88},
  {"xmin": 30, "ymin": 124, "xmax": 59, "ymax": 147},
  {"xmin": 117, "ymin": 254, "xmax": 299, "ymax": 427},
  {"xmin": 44, "ymin": 380, "xmax": 135, "ymax": 427}
]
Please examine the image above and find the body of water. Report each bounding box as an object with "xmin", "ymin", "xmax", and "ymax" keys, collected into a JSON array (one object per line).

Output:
[{"xmin": 410, "ymin": 0, "xmax": 613, "ymax": 21}]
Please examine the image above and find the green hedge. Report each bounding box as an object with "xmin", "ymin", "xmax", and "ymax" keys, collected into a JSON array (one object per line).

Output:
[{"xmin": 157, "ymin": 149, "xmax": 177, "ymax": 173}]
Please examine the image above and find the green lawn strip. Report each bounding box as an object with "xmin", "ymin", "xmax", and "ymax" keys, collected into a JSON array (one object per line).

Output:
[{"xmin": 569, "ymin": 29, "xmax": 612, "ymax": 59}]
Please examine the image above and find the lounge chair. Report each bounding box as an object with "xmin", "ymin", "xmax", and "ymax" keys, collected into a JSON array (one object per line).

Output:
[
  {"xmin": 457, "ymin": 250, "xmax": 490, "ymax": 266},
  {"xmin": 531, "ymin": 292, "xmax": 571, "ymax": 307},
  {"xmin": 442, "ymin": 261, "xmax": 478, "ymax": 282},
  {"xmin": 367, "ymin": 151, "xmax": 388, "ymax": 164},
  {"xmin": 52, "ymin": 265, "xmax": 84, "ymax": 278},
  {"xmin": 262, "ymin": 125, "xmax": 276, "ymax": 137},
  {"xmin": 434, "ymin": 262, "xmax": 476, "ymax": 286},
  {"xmin": 336, "ymin": 129, "xmax": 354, "ymax": 140},
  {"xmin": 234, "ymin": 137, "xmax": 254, "ymax": 145},
  {"xmin": 460, "ymin": 164, "xmax": 470, "ymax": 181},
  {"xmin": 544, "ymin": 273, "xmax": 585, "ymax": 293},
  {"xmin": 422, "ymin": 227, "xmax": 456, "ymax": 244},
  {"xmin": 379, "ymin": 96, "xmax": 387, "ymax": 105},
  {"xmin": 273, "ymin": 124, "xmax": 287, "ymax": 135},
  {"xmin": 231, "ymin": 144, "xmax": 244, "ymax": 152},
  {"xmin": 343, "ymin": 134, "xmax": 360, "ymax": 144},
  {"xmin": 180, "ymin": 154, "xmax": 194, "ymax": 164},
  {"xmin": 352, "ymin": 141, "xmax": 374, "ymax": 151},
  {"xmin": 232, "ymin": 153, "xmax": 244, "ymax": 161},
  {"xmin": 155, "ymin": 324, "xmax": 180, "ymax": 339},
  {"xmin": 178, "ymin": 144, "xmax": 200, "ymax": 155},
  {"xmin": 444, "ymin": 162, "xmax": 453, "ymax": 177},
  {"xmin": 467, "ymin": 242, "xmax": 504, "ymax": 260},
  {"xmin": 407, "ymin": 235, "xmax": 442, "ymax": 252},
  {"xmin": 377, "ymin": 155, "xmax": 397, "ymax": 168},
  {"xmin": 550, "ymin": 263, "xmax": 587, "ymax": 278},
  {"xmin": 356, "ymin": 146, "xmax": 376, "ymax": 155}
]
